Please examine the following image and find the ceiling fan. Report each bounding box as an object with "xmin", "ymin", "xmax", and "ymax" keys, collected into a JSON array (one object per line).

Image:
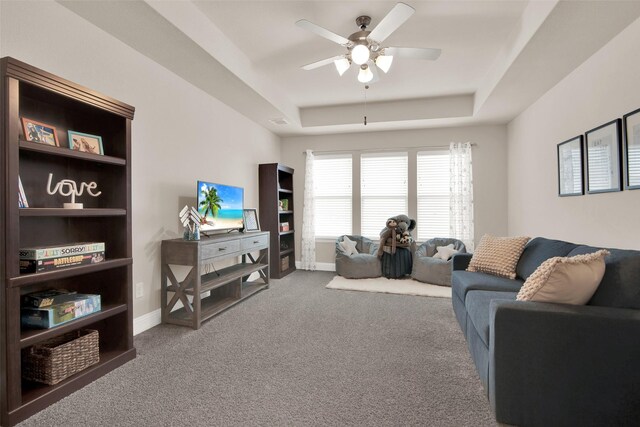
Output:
[{"xmin": 296, "ymin": 2, "xmax": 441, "ymax": 84}]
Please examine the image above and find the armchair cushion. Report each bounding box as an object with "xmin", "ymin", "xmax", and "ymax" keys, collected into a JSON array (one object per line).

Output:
[
  {"xmin": 412, "ymin": 238, "xmax": 467, "ymax": 286},
  {"xmin": 335, "ymin": 235, "xmax": 381, "ymax": 279}
]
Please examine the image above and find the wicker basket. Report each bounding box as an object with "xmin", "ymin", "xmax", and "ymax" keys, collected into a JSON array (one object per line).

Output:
[{"xmin": 22, "ymin": 329, "xmax": 99, "ymax": 385}]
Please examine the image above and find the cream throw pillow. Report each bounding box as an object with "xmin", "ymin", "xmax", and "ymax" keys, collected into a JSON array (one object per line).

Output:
[
  {"xmin": 467, "ymin": 234, "xmax": 530, "ymax": 279},
  {"xmin": 516, "ymin": 249, "xmax": 609, "ymax": 305},
  {"xmin": 434, "ymin": 244, "xmax": 458, "ymax": 261},
  {"xmin": 339, "ymin": 236, "xmax": 359, "ymax": 256}
]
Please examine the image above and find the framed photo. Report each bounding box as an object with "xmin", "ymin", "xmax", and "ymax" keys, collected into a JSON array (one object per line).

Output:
[
  {"xmin": 585, "ymin": 119, "xmax": 622, "ymax": 194},
  {"xmin": 243, "ymin": 208, "xmax": 260, "ymax": 231},
  {"xmin": 557, "ymin": 136, "xmax": 584, "ymax": 196},
  {"xmin": 623, "ymin": 107, "xmax": 640, "ymax": 190},
  {"xmin": 68, "ymin": 131, "xmax": 104, "ymax": 155},
  {"xmin": 21, "ymin": 117, "xmax": 59, "ymax": 146}
]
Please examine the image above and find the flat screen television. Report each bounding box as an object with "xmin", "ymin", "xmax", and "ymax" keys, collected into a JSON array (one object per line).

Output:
[{"xmin": 197, "ymin": 181, "xmax": 244, "ymax": 232}]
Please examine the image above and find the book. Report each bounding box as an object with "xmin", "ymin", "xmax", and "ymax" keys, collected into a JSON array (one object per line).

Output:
[
  {"xmin": 18, "ymin": 176, "xmax": 28, "ymax": 208},
  {"xmin": 20, "ymin": 242, "xmax": 105, "ymax": 260},
  {"xmin": 21, "ymin": 293, "xmax": 101, "ymax": 329},
  {"xmin": 20, "ymin": 251, "xmax": 105, "ymax": 274},
  {"xmin": 19, "ymin": 242, "xmax": 105, "ymax": 274},
  {"xmin": 22, "ymin": 289, "xmax": 76, "ymax": 308}
]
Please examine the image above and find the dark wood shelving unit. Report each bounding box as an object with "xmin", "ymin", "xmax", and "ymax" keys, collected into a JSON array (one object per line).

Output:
[
  {"xmin": 0, "ymin": 57, "xmax": 136, "ymax": 426},
  {"xmin": 259, "ymin": 163, "xmax": 296, "ymax": 279}
]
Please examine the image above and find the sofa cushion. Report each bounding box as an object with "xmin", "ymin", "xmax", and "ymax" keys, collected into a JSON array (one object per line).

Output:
[
  {"xmin": 516, "ymin": 237, "xmax": 579, "ymax": 280},
  {"xmin": 466, "ymin": 290, "xmax": 517, "ymax": 347},
  {"xmin": 467, "ymin": 234, "xmax": 530, "ymax": 279},
  {"xmin": 452, "ymin": 270, "xmax": 523, "ymax": 303},
  {"xmin": 567, "ymin": 246, "xmax": 640, "ymax": 309},
  {"xmin": 516, "ymin": 250, "xmax": 608, "ymax": 305}
]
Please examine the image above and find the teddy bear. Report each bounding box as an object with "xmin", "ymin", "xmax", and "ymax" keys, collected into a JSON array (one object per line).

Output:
[{"xmin": 376, "ymin": 214, "xmax": 416, "ymax": 257}]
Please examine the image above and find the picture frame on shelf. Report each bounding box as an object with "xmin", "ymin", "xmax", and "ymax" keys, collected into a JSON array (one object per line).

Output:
[
  {"xmin": 585, "ymin": 119, "xmax": 622, "ymax": 194},
  {"xmin": 68, "ymin": 131, "xmax": 104, "ymax": 155},
  {"xmin": 20, "ymin": 117, "xmax": 59, "ymax": 146},
  {"xmin": 243, "ymin": 208, "xmax": 260, "ymax": 231},
  {"xmin": 557, "ymin": 135, "xmax": 584, "ymax": 197},
  {"xmin": 623, "ymin": 107, "xmax": 640, "ymax": 190}
]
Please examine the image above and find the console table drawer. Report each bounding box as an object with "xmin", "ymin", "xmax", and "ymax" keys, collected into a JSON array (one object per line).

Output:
[
  {"xmin": 242, "ymin": 234, "xmax": 269, "ymax": 251},
  {"xmin": 201, "ymin": 240, "xmax": 240, "ymax": 259}
]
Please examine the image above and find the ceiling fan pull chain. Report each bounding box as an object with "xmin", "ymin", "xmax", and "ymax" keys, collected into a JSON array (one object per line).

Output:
[{"xmin": 364, "ymin": 85, "xmax": 368, "ymax": 125}]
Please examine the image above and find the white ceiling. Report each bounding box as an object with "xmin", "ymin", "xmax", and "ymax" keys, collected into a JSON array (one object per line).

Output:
[{"xmin": 59, "ymin": 0, "xmax": 640, "ymax": 136}]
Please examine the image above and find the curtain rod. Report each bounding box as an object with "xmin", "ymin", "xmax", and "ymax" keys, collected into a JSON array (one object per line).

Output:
[{"xmin": 302, "ymin": 143, "xmax": 476, "ymax": 155}]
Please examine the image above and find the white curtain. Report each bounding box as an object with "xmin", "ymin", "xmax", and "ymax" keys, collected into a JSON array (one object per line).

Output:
[
  {"xmin": 300, "ymin": 149, "xmax": 316, "ymax": 270},
  {"xmin": 450, "ymin": 142, "xmax": 475, "ymax": 252}
]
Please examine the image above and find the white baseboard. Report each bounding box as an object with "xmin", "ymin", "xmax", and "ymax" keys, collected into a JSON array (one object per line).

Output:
[
  {"xmin": 295, "ymin": 261, "xmax": 335, "ymax": 272},
  {"xmin": 133, "ymin": 308, "xmax": 161, "ymax": 336}
]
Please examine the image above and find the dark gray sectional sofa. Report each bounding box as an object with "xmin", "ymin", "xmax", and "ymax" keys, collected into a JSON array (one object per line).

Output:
[{"xmin": 451, "ymin": 237, "xmax": 640, "ymax": 426}]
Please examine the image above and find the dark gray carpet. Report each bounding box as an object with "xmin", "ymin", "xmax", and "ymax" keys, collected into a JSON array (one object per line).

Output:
[{"xmin": 19, "ymin": 271, "xmax": 494, "ymax": 426}]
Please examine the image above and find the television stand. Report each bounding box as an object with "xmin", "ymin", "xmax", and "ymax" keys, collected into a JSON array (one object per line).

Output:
[{"xmin": 160, "ymin": 231, "xmax": 269, "ymax": 329}]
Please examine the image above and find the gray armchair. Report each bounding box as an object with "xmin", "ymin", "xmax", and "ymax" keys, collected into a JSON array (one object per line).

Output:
[
  {"xmin": 335, "ymin": 235, "xmax": 382, "ymax": 279},
  {"xmin": 411, "ymin": 237, "xmax": 467, "ymax": 286}
]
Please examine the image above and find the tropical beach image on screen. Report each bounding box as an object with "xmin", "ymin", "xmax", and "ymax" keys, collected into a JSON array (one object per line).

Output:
[{"xmin": 197, "ymin": 181, "xmax": 244, "ymax": 231}]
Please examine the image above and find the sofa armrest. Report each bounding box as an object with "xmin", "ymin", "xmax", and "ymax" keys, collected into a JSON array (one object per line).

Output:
[
  {"xmin": 489, "ymin": 300, "xmax": 640, "ymax": 426},
  {"xmin": 452, "ymin": 253, "xmax": 472, "ymax": 270}
]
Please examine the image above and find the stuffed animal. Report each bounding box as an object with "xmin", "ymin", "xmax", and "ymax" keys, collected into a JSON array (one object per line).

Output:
[{"xmin": 377, "ymin": 214, "xmax": 416, "ymax": 257}]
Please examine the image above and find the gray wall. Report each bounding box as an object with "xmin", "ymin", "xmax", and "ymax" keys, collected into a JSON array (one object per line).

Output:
[
  {"xmin": 507, "ymin": 15, "xmax": 640, "ymax": 250},
  {"xmin": 281, "ymin": 125, "xmax": 508, "ymax": 265},
  {"xmin": 0, "ymin": 1, "xmax": 281, "ymax": 320}
]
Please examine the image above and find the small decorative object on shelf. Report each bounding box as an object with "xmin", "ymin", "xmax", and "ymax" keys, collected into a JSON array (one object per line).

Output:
[
  {"xmin": 18, "ymin": 175, "xmax": 28, "ymax": 208},
  {"xmin": 21, "ymin": 291, "xmax": 101, "ymax": 329},
  {"xmin": 20, "ymin": 117, "xmax": 59, "ymax": 146},
  {"xmin": 68, "ymin": 130, "xmax": 104, "ymax": 155},
  {"xmin": 279, "ymin": 199, "xmax": 289, "ymax": 210},
  {"xmin": 19, "ymin": 242, "xmax": 105, "ymax": 274},
  {"xmin": 243, "ymin": 208, "xmax": 260, "ymax": 231},
  {"xmin": 179, "ymin": 205, "xmax": 203, "ymax": 240},
  {"xmin": 280, "ymin": 222, "xmax": 290, "ymax": 232},
  {"xmin": 22, "ymin": 329, "xmax": 100, "ymax": 385},
  {"xmin": 46, "ymin": 172, "xmax": 102, "ymax": 209}
]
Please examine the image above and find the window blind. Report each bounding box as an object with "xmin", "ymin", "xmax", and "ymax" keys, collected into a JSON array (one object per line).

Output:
[
  {"xmin": 361, "ymin": 152, "xmax": 408, "ymax": 238},
  {"xmin": 417, "ymin": 151, "xmax": 450, "ymax": 241},
  {"xmin": 313, "ymin": 154, "xmax": 352, "ymax": 237}
]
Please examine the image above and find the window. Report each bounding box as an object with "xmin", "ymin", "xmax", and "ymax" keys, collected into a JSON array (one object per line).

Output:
[
  {"xmin": 417, "ymin": 151, "xmax": 450, "ymax": 241},
  {"xmin": 313, "ymin": 154, "xmax": 352, "ymax": 237},
  {"xmin": 361, "ymin": 152, "xmax": 408, "ymax": 238}
]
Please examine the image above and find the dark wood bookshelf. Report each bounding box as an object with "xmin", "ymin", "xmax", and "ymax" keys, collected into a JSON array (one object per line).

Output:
[
  {"xmin": 259, "ymin": 163, "xmax": 296, "ymax": 279},
  {"xmin": 0, "ymin": 57, "xmax": 136, "ymax": 426}
]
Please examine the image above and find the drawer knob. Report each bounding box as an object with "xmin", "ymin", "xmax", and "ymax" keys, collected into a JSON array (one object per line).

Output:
[
  {"xmin": 253, "ymin": 241, "xmax": 259, "ymax": 244},
  {"xmin": 219, "ymin": 247, "xmax": 226, "ymax": 251}
]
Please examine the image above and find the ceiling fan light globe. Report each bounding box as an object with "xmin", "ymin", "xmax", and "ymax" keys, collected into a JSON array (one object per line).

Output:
[
  {"xmin": 375, "ymin": 55, "xmax": 393, "ymax": 73},
  {"xmin": 351, "ymin": 44, "xmax": 370, "ymax": 65},
  {"xmin": 334, "ymin": 58, "xmax": 351, "ymax": 76},
  {"xmin": 357, "ymin": 65, "xmax": 373, "ymax": 83}
]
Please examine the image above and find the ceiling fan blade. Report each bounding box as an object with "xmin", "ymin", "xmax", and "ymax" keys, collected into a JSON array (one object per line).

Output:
[
  {"xmin": 368, "ymin": 2, "xmax": 415, "ymax": 43},
  {"xmin": 296, "ymin": 19, "xmax": 350, "ymax": 46},
  {"xmin": 385, "ymin": 47, "xmax": 442, "ymax": 60},
  {"xmin": 302, "ymin": 55, "xmax": 345, "ymax": 71}
]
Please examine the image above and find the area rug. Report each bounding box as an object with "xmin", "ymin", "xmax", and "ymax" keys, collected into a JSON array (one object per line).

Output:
[{"xmin": 326, "ymin": 275, "xmax": 452, "ymax": 298}]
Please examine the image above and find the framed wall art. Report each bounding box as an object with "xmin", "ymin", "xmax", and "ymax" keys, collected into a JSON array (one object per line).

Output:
[
  {"xmin": 21, "ymin": 117, "xmax": 59, "ymax": 146},
  {"xmin": 68, "ymin": 131, "xmax": 104, "ymax": 155},
  {"xmin": 243, "ymin": 208, "xmax": 260, "ymax": 231},
  {"xmin": 623, "ymin": 107, "xmax": 640, "ymax": 190},
  {"xmin": 585, "ymin": 119, "xmax": 622, "ymax": 194},
  {"xmin": 557, "ymin": 135, "xmax": 584, "ymax": 196}
]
